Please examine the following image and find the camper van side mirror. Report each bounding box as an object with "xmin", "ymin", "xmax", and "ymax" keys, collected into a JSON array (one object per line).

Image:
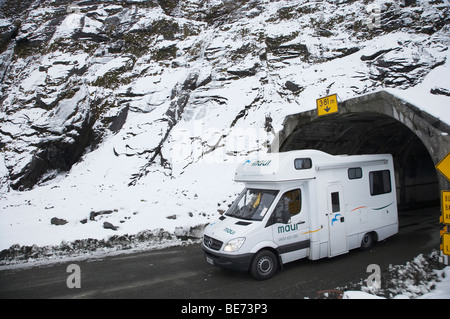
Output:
[
  {"xmin": 266, "ymin": 206, "xmax": 291, "ymax": 227},
  {"xmin": 280, "ymin": 210, "xmax": 290, "ymax": 224},
  {"xmin": 266, "ymin": 212, "xmax": 289, "ymax": 227},
  {"xmin": 274, "ymin": 210, "xmax": 290, "ymax": 224}
]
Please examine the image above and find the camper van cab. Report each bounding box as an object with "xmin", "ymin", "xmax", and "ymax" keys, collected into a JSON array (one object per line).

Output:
[{"xmin": 202, "ymin": 150, "xmax": 398, "ymax": 280}]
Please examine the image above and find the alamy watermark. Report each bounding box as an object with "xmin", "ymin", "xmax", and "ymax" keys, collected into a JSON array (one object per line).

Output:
[
  {"xmin": 169, "ymin": 120, "xmax": 277, "ymax": 167},
  {"xmin": 67, "ymin": 3, "xmax": 81, "ymax": 14},
  {"xmin": 64, "ymin": 3, "xmax": 82, "ymax": 30},
  {"xmin": 365, "ymin": 0, "xmax": 419, "ymax": 30},
  {"xmin": 366, "ymin": 264, "xmax": 381, "ymax": 289},
  {"xmin": 66, "ymin": 264, "xmax": 81, "ymax": 289},
  {"xmin": 366, "ymin": 4, "xmax": 381, "ymax": 29}
]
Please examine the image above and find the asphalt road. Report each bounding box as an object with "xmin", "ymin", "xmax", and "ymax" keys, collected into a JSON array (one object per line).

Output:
[{"xmin": 0, "ymin": 206, "xmax": 441, "ymax": 300}]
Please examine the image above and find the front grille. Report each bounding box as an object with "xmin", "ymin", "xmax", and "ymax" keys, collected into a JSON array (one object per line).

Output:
[{"xmin": 203, "ymin": 235, "xmax": 223, "ymax": 251}]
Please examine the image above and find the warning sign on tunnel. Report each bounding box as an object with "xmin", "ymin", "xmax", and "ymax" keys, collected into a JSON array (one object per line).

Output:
[
  {"xmin": 316, "ymin": 94, "xmax": 339, "ymax": 116},
  {"xmin": 436, "ymin": 152, "xmax": 450, "ymax": 182}
]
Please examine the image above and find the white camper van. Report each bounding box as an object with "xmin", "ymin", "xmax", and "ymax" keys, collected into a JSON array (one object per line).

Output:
[{"xmin": 202, "ymin": 150, "xmax": 398, "ymax": 280}]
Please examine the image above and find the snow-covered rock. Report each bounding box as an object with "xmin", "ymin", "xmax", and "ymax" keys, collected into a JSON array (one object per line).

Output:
[{"xmin": 0, "ymin": 0, "xmax": 449, "ymax": 259}]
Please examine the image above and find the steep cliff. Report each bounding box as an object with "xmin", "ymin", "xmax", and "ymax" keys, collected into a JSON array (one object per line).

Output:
[{"xmin": 0, "ymin": 0, "xmax": 448, "ymax": 251}]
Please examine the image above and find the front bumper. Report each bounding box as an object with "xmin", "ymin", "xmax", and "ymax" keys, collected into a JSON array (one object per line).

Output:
[{"xmin": 202, "ymin": 245, "xmax": 253, "ymax": 272}]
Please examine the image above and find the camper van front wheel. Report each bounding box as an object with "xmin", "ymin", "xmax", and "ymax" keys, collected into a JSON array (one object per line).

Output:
[
  {"xmin": 250, "ymin": 250, "xmax": 278, "ymax": 280},
  {"xmin": 360, "ymin": 232, "xmax": 375, "ymax": 251}
]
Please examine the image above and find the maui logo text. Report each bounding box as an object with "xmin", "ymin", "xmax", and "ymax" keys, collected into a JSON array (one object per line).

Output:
[
  {"xmin": 243, "ymin": 159, "xmax": 272, "ymax": 167},
  {"xmin": 278, "ymin": 223, "xmax": 299, "ymax": 234}
]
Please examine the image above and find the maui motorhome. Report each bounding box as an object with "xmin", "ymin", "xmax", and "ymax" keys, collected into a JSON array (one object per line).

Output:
[{"xmin": 202, "ymin": 150, "xmax": 398, "ymax": 280}]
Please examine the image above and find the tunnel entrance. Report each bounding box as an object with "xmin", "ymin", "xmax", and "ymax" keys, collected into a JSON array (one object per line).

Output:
[
  {"xmin": 279, "ymin": 111, "xmax": 439, "ymax": 209},
  {"xmin": 272, "ymin": 90, "xmax": 450, "ymax": 210}
]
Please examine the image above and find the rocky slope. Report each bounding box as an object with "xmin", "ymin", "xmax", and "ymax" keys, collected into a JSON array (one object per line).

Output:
[{"xmin": 0, "ymin": 0, "xmax": 449, "ymax": 251}]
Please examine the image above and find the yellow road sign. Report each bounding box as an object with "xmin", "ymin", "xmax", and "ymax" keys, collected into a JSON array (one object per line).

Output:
[
  {"xmin": 316, "ymin": 94, "xmax": 338, "ymax": 116},
  {"xmin": 442, "ymin": 233, "xmax": 450, "ymax": 255},
  {"xmin": 442, "ymin": 191, "xmax": 450, "ymax": 225},
  {"xmin": 436, "ymin": 152, "xmax": 450, "ymax": 182}
]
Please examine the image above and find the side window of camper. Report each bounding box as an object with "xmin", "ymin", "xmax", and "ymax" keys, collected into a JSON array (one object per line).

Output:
[
  {"xmin": 294, "ymin": 158, "xmax": 312, "ymax": 170},
  {"xmin": 331, "ymin": 192, "xmax": 340, "ymax": 213},
  {"xmin": 272, "ymin": 189, "xmax": 302, "ymax": 224},
  {"xmin": 348, "ymin": 167, "xmax": 362, "ymax": 180},
  {"xmin": 369, "ymin": 170, "xmax": 392, "ymax": 196}
]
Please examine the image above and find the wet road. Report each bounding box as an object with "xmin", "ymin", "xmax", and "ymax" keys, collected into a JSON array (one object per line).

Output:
[{"xmin": 0, "ymin": 206, "xmax": 441, "ymax": 300}]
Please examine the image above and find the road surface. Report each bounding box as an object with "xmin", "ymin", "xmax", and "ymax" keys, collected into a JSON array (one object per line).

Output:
[{"xmin": 0, "ymin": 207, "xmax": 441, "ymax": 299}]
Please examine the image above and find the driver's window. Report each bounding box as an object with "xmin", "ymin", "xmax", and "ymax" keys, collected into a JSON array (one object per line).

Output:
[{"xmin": 272, "ymin": 189, "xmax": 302, "ymax": 224}]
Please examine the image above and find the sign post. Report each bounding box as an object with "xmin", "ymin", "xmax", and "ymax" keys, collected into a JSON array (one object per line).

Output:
[
  {"xmin": 437, "ymin": 152, "xmax": 450, "ymax": 264},
  {"xmin": 442, "ymin": 233, "xmax": 450, "ymax": 256},
  {"xmin": 316, "ymin": 94, "xmax": 339, "ymax": 116}
]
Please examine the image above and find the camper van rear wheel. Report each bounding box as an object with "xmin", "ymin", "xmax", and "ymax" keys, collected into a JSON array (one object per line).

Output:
[
  {"xmin": 360, "ymin": 232, "xmax": 374, "ymax": 251},
  {"xmin": 250, "ymin": 250, "xmax": 278, "ymax": 280}
]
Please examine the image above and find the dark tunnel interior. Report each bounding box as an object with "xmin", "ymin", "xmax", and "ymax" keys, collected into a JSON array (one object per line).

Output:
[{"xmin": 279, "ymin": 112, "xmax": 440, "ymax": 211}]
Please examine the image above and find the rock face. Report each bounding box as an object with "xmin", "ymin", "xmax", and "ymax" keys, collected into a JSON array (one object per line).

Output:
[
  {"xmin": 103, "ymin": 221, "xmax": 118, "ymax": 231},
  {"xmin": 50, "ymin": 217, "xmax": 68, "ymax": 226},
  {"xmin": 0, "ymin": 0, "xmax": 448, "ymax": 191}
]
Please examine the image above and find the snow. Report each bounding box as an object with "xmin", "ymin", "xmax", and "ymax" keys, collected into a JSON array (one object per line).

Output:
[
  {"xmin": 386, "ymin": 49, "xmax": 450, "ymax": 124},
  {"xmin": 343, "ymin": 253, "xmax": 450, "ymax": 299},
  {"xmin": 419, "ymin": 267, "xmax": 450, "ymax": 299},
  {"xmin": 343, "ymin": 291, "xmax": 386, "ymax": 299},
  {"xmin": 0, "ymin": 127, "xmax": 239, "ymax": 248},
  {"xmin": 1, "ymin": 0, "xmax": 450, "ymax": 299},
  {"xmin": 0, "ymin": 18, "xmax": 11, "ymax": 28},
  {"xmin": 20, "ymin": 68, "xmax": 46, "ymax": 92},
  {"xmin": 90, "ymin": 56, "xmax": 134, "ymax": 80},
  {"xmin": 51, "ymin": 13, "xmax": 83, "ymax": 43}
]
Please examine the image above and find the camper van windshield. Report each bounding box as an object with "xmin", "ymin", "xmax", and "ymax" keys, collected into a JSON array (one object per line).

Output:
[{"xmin": 226, "ymin": 189, "xmax": 279, "ymax": 221}]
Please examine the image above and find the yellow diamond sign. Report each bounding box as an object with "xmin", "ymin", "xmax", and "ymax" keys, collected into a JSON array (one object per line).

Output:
[
  {"xmin": 436, "ymin": 152, "xmax": 450, "ymax": 182},
  {"xmin": 316, "ymin": 94, "xmax": 339, "ymax": 116}
]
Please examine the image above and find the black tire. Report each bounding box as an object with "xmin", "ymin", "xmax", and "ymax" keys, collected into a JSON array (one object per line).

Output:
[
  {"xmin": 360, "ymin": 232, "xmax": 374, "ymax": 251},
  {"xmin": 250, "ymin": 250, "xmax": 278, "ymax": 280}
]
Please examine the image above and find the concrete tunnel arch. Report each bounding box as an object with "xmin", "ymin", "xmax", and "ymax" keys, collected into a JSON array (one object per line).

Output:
[{"xmin": 270, "ymin": 90, "xmax": 450, "ymax": 210}]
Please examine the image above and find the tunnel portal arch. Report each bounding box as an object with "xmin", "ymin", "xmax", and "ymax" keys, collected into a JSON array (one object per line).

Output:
[{"xmin": 271, "ymin": 90, "xmax": 450, "ymax": 209}]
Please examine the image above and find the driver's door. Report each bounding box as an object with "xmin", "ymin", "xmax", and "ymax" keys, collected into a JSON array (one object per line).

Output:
[{"xmin": 269, "ymin": 189, "xmax": 309, "ymax": 262}]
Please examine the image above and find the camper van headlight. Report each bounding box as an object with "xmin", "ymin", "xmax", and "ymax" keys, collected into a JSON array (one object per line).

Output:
[{"xmin": 224, "ymin": 237, "xmax": 246, "ymax": 252}]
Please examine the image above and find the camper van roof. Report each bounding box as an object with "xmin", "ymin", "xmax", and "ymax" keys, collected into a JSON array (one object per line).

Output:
[{"xmin": 234, "ymin": 149, "xmax": 391, "ymax": 183}]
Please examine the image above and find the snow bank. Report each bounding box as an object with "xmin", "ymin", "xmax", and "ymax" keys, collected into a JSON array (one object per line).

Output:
[{"xmin": 342, "ymin": 251, "xmax": 450, "ymax": 299}]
